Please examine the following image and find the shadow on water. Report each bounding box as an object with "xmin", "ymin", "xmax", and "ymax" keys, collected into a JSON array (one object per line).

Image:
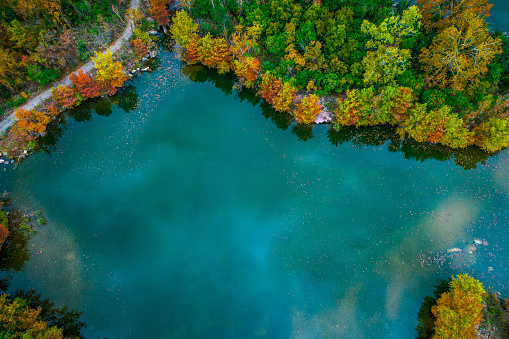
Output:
[
  {"xmin": 35, "ymin": 82, "xmax": 140, "ymax": 156},
  {"xmin": 181, "ymin": 64, "xmax": 495, "ymax": 170},
  {"xmin": 415, "ymin": 278, "xmax": 451, "ymax": 339},
  {"xmin": 0, "ymin": 196, "xmax": 87, "ymax": 338},
  {"xmin": 35, "ymin": 54, "xmax": 495, "ymax": 170}
]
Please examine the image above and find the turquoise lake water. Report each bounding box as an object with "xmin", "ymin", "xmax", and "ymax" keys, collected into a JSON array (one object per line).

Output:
[{"xmin": 1, "ymin": 3, "xmax": 509, "ymax": 338}]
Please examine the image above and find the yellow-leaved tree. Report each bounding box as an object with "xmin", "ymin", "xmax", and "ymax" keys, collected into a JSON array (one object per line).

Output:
[
  {"xmin": 431, "ymin": 274, "xmax": 485, "ymax": 339},
  {"xmin": 92, "ymin": 51, "xmax": 127, "ymax": 96},
  {"xmin": 170, "ymin": 10, "xmax": 198, "ymax": 49},
  {"xmin": 419, "ymin": 10, "xmax": 502, "ymax": 92}
]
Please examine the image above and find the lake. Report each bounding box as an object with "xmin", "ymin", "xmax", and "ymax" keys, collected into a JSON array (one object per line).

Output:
[{"xmin": 1, "ymin": 2, "xmax": 509, "ymax": 338}]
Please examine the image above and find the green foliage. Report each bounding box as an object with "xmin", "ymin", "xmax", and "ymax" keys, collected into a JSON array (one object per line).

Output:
[
  {"xmin": 475, "ymin": 117, "xmax": 509, "ymax": 153},
  {"xmin": 360, "ymin": 6, "xmax": 421, "ymax": 86},
  {"xmin": 416, "ymin": 278, "xmax": 452, "ymax": 339},
  {"xmin": 27, "ymin": 65, "xmax": 60, "ymax": 86},
  {"xmin": 295, "ymin": 21, "xmax": 316, "ymax": 50}
]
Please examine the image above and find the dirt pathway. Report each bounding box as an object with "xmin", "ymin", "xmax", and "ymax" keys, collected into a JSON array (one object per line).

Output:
[{"xmin": 0, "ymin": 0, "xmax": 141, "ymax": 134}]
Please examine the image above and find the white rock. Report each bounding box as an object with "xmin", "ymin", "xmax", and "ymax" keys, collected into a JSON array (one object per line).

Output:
[
  {"xmin": 150, "ymin": 50, "xmax": 157, "ymax": 58},
  {"xmin": 136, "ymin": 68, "xmax": 140, "ymax": 71},
  {"xmin": 141, "ymin": 67, "xmax": 150, "ymax": 72},
  {"xmin": 488, "ymin": 266, "xmax": 494, "ymax": 272},
  {"xmin": 447, "ymin": 248, "xmax": 462, "ymax": 253},
  {"xmin": 474, "ymin": 239, "xmax": 483, "ymax": 245},
  {"xmin": 0, "ymin": 160, "xmax": 4, "ymax": 164},
  {"xmin": 149, "ymin": 30, "xmax": 158, "ymax": 36}
]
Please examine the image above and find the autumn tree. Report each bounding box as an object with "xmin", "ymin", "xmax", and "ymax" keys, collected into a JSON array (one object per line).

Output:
[
  {"xmin": 361, "ymin": 6, "xmax": 422, "ymax": 86},
  {"xmin": 0, "ymin": 294, "xmax": 64, "ymax": 338},
  {"xmin": 417, "ymin": 0, "xmax": 493, "ymax": 33},
  {"xmin": 258, "ymin": 72, "xmax": 296, "ymax": 112},
  {"xmin": 402, "ymin": 104, "xmax": 473, "ymax": 147},
  {"xmin": 420, "ymin": 10, "xmax": 502, "ymax": 92},
  {"xmin": 230, "ymin": 25, "xmax": 257, "ymax": 60},
  {"xmin": 11, "ymin": 109, "xmax": 51, "ymax": 141},
  {"xmin": 92, "ymin": 51, "xmax": 127, "ymax": 96},
  {"xmin": 51, "ymin": 85, "xmax": 82, "ymax": 108},
  {"xmin": 474, "ymin": 117, "xmax": 509, "ymax": 152},
  {"xmin": 150, "ymin": 0, "xmax": 171, "ymax": 27},
  {"xmin": 334, "ymin": 90, "xmax": 361, "ymax": 127},
  {"xmin": 234, "ymin": 56, "xmax": 261, "ymax": 88},
  {"xmin": 170, "ymin": 10, "xmax": 198, "ymax": 48},
  {"xmin": 432, "ymin": 274, "xmax": 485, "ymax": 339},
  {"xmin": 294, "ymin": 94, "xmax": 321, "ymax": 124},
  {"xmin": 0, "ymin": 223, "xmax": 8, "ymax": 249},
  {"xmin": 273, "ymin": 82, "xmax": 296, "ymax": 112},
  {"xmin": 70, "ymin": 70, "xmax": 100, "ymax": 99},
  {"xmin": 211, "ymin": 38, "xmax": 232, "ymax": 74},
  {"xmin": 197, "ymin": 33, "xmax": 215, "ymax": 68},
  {"xmin": 259, "ymin": 72, "xmax": 282, "ymax": 105},
  {"xmin": 186, "ymin": 37, "xmax": 200, "ymax": 63},
  {"xmin": 44, "ymin": 103, "xmax": 59, "ymax": 117},
  {"xmin": 0, "ymin": 48, "xmax": 23, "ymax": 90}
]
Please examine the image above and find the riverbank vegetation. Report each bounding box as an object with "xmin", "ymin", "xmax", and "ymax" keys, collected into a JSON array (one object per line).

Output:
[
  {"xmin": 0, "ymin": 0, "xmax": 132, "ymax": 115},
  {"xmin": 170, "ymin": 0, "xmax": 509, "ymax": 153},
  {"xmin": 0, "ymin": 0, "xmax": 166, "ymax": 155},
  {"xmin": 416, "ymin": 274, "xmax": 509, "ymax": 339}
]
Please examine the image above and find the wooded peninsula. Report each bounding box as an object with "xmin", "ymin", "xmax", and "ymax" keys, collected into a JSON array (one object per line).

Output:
[{"xmin": 170, "ymin": 0, "xmax": 509, "ymax": 153}]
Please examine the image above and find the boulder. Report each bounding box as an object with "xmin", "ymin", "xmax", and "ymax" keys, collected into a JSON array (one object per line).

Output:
[
  {"xmin": 141, "ymin": 67, "xmax": 150, "ymax": 72},
  {"xmin": 474, "ymin": 239, "xmax": 483, "ymax": 245},
  {"xmin": 447, "ymin": 248, "xmax": 461, "ymax": 253},
  {"xmin": 149, "ymin": 30, "xmax": 158, "ymax": 36},
  {"xmin": 150, "ymin": 50, "xmax": 157, "ymax": 58}
]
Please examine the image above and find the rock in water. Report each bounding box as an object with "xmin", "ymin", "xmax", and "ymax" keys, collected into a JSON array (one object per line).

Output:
[
  {"xmin": 150, "ymin": 50, "xmax": 157, "ymax": 58},
  {"xmin": 447, "ymin": 248, "xmax": 462, "ymax": 253},
  {"xmin": 149, "ymin": 30, "xmax": 158, "ymax": 36},
  {"xmin": 474, "ymin": 239, "xmax": 483, "ymax": 245}
]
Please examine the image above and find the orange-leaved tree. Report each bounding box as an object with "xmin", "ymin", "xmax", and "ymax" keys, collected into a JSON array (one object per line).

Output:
[
  {"xmin": 11, "ymin": 109, "xmax": 51, "ymax": 141},
  {"xmin": 70, "ymin": 70, "xmax": 100, "ymax": 99},
  {"xmin": 431, "ymin": 274, "xmax": 485, "ymax": 339},
  {"xmin": 92, "ymin": 51, "xmax": 127, "ymax": 96},
  {"xmin": 211, "ymin": 38, "xmax": 232, "ymax": 74},
  {"xmin": 186, "ymin": 37, "xmax": 200, "ymax": 63},
  {"xmin": 149, "ymin": 0, "xmax": 171, "ymax": 27},
  {"xmin": 294, "ymin": 94, "xmax": 321, "ymax": 124},
  {"xmin": 259, "ymin": 72, "xmax": 282, "ymax": 105},
  {"xmin": 51, "ymin": 85, "xmax": 81, "ymax": 108},
  {"xmin": 0, "ymin": 223, "xmax": 8, "ymax": 248},
  {"xmin": 44, "ymin": 103, "xmax": 59, "ymax": 117},
  {"xmin": 258, "ymin": 72, "xmax": 295, "ymax": 112},
  {"xmin": 417, "ymin": 0, "xmax": 493, "ymax": 33},
  {"xmin": 234, "ymin": 56, "xmax": 261, "ymax": 88}
]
